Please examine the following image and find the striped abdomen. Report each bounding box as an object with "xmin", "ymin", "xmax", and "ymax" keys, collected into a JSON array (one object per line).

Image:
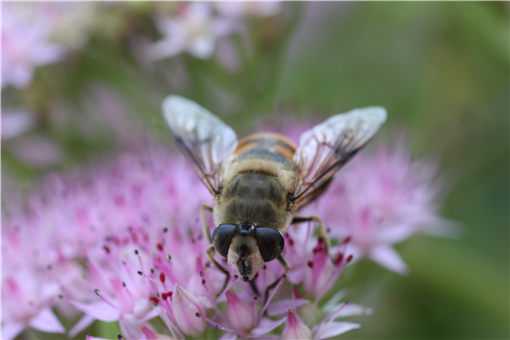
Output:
[{"xmin": 234, "ymin": 132, "xmax": 296, "ymax": 165}]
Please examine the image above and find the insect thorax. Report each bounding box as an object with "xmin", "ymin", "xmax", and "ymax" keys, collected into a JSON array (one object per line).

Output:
[{"xmin": 217, "ymin": 171, "xmax": 291, "ymax": 230}]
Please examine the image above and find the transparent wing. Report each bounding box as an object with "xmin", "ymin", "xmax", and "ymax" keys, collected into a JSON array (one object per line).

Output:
[
  {"xmin": 162, "ymin": 95, "xmax": 238, "ymax": 195},
  {"xmin": 292, "ymin": 107, "xmax": 387, "ymax": 208}
]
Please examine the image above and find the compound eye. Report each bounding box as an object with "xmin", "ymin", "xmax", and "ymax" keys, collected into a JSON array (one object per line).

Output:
[
  {"xmin": 254, "ymin": 227, "xmax": 284, "ymax": 262},
  {"xmin": 212, "ymin": 224, "xmax": 238, "ymax": 257}
]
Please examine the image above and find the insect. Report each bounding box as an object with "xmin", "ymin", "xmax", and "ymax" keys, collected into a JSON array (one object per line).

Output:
[{"xmin": 162, "ymin": 96, "xmax": 386, "ymax": 300}]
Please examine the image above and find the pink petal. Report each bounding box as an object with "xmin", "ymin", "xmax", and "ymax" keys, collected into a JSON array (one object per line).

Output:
[
  {"xmin": 219, "ymin": 334, "xmax": 237, "ymax": 340},
  {"xmin": 29, "ymin": 308, "xmax": 65, "ymax": 333},
  {"xmin": 250, "ymin": 317, "xmax": 286, "ymax": 337},
  {"xmin": 324, "ymin": 302, "xmax": 372, "ymax": 323},
  {"xmin": 71, "ymin": 301, "xmax": 120, "ymax": 321},
  {"xmin": 333, "ymin": 304, "xmax": 372, "ymax": 318},
  {"xmin": 2, "ymin": 321, "xmax": 24, "ymax": 340},
  {"xmin": 378, "ymin": 224, "xmax": 416, "ymax": 243},
  {"xmin": 369, "ymin": 245, "xmax": 408, "ymax": 274},
  {"xmin": 171, "ymin": 286, "xmax": 206, "ymax": 336},
  {"xmin": 225, "ymin": 290, "xmax": 257, "ymax": 332},
  {"xmin": 119, "ymin": 318, "xmax": 143, "ymax": 339},
  {"xmin": 315, "ymin": 321, "xmax": 360, "ymax": 339},
  {"xmin": 282, "ymin": 311, "xmax": 312, "ymax": 340},
  {"xmin": 266, "ymin": 298, "xmax": 309, "ymax": 317},
  {"xmin": 69, "ymin": 315, "xmax": 96, "ymax": 337}
]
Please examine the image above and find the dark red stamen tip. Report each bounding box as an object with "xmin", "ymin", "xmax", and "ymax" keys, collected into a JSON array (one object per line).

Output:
[
  {"xmin": 162, "ymin": 291, "xmax": 173, "ymax": 300},
  {"xmin": 149, "ymin": 296, "xmax": 160, "ymax": 305},
  {"xmin": 157, "ymin": 243, "xmax": 164, "ymax": 252},
  {"xmin": 334, "ymin": 253, "xmax": 344, "ymax": 266},
  {"xmin": 159, "ymin": 273, "xmax": 166, "ymax": 283},
  {"xmin": 346, "ymin": 254, "xmax": 353, "ymax": 263},
  {"xmin": 307, "ymin": 260, "xmax": 314, "ymax": 268}
]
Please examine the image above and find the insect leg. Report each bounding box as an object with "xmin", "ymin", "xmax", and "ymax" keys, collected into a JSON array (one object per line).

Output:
[
  {"xmin": 206, "ymin": 245, "xmax": 230, "ymax": 297},
  {"xmin": 249, "ymin": 275, "xmax": 260, "ymax": 297},
  {"xmin": 262, "ymin": 255, "xmax": 288, "ymax": 306},
  {"xmin": 291, "ymin": 215, "xmax": 332, "ymax": 258},
  {"xmin": 200, "ymin": 204, "xmax": 214, "ymax": 243}
]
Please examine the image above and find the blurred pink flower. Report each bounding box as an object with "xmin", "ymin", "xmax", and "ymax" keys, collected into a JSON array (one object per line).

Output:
[
  {"xmin": 1, "ymin": 110, "xmax": 34, "ymax": 140},
  {"xmin": 146, "ymin": 3, "xmax": 234, "ymax": 60},
  {"xmin": 2, "ymin": 268, "xmax": 65, "ymax": 340},
  {"xmin": 1, "ymin": 2, "xmax": 96, "ymax": 88},
  {"xmin": 215, "ymin": 1, "xmax": 282, "ymax": 18},
  {"xmin": 10, "ymin": 135, "xmax": 63, "ymax": 167},
  {"xmin": 1, "ymin": 3, "xmax": 65, "ymax": 88}
]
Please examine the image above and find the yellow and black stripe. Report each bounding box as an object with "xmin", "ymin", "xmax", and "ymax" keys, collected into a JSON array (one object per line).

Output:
[{"xmin": 235, "ymin": 132, "xmax": 296, "ymax": 164}]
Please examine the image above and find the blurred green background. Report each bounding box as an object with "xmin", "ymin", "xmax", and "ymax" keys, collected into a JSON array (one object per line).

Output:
[{"xmin": 3, "ymin": 2, "xmax": 509, "ymax": 339}]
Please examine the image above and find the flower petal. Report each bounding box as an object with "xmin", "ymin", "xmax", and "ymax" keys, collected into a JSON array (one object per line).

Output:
[
  {"xmin": 315, "ymin": 321, "xmax": 360, "ymax": 339},
  {"xmin": 220, "ymin": 333, "xmax": 237, "ymax": 340},
  {"xmin": 333, "ymin": 304, "xmax": 372, "ymax": 318},
  {"xmin": 369, "ymin": 245, "xmax": 407, "ymax": 274},
  {"xmin": 71, "ymin": 301, "xmax": 120, "ymax": 321},
  {"xmin": 2, "ymin": 321, "xmax": 24, "ymax": 340},
  {"xmin": 266, "ymin": 298, "xmax": 309, "ymax": 317},
  {"xmin": 29, "ymin": 308, "xmax": 65, "ymax": 333},
  {"xmin": 250, "ymin": 317, "xmax": 286, "ymax": 337},
  {"xmin": 282, "ymin": 311, "xmax": 312, "ymax": 340},
  {"xmin": 69, "ymin": 315, "xmax": 96, "ymax": 337}
]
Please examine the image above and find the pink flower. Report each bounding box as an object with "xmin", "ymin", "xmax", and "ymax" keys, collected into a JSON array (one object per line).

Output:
[
  {"xmin": 215, "ymin": 1, "xmax": 282, "ymax": 18},
  {"xmin": 1, "ymin": 110, "xmax": 34, "ymax": 140},
  {"xmin": 312, "ymin": 140, "xmax": 451, "ymax": 273},
  {"xmin": 2, "ymin": 132, "xmax": 450, "ymax": 338},
  {"xmin": 1, "ymin": 2, "xmax": 96, "ymax": 88},
  {"xmin": 1, "ymin": 261, "xmax": 82, "ymax": 340},
  {"xmin": 146, "ymin": 3, "xmax": 234, "ymax": 60},
  {"xmin": 1, "ymin": 3, "xmax": 64, "ymax": 88}
]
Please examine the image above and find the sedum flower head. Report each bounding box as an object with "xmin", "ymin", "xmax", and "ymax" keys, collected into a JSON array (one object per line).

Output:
[{"xmin": 2, "ymin": 134, "xmax": 448, "ymax": 338}]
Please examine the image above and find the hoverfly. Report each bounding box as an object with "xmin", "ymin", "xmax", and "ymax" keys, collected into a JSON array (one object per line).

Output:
[{"xmin": 162, "ymin": 96, "xmax": 386, "ymax": 299}]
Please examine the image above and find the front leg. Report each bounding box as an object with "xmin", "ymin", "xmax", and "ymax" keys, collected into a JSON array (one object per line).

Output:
[
  {"xmin": 206, "ymin": 245, "xmax": 230, "ymax": 298},
  {"xmin": 291, "ymin": 215, "xmax": 332, "ymax": 258},
  {"xmin": 262, "ymin": 255, "xmax": 289, "ymax": 306}
]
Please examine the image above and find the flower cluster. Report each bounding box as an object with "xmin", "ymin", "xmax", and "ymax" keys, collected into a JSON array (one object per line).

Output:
[
  {"xmin": 146, "ymin": 2, "xmax": 281, "ymax": 61},
  {"xmin": 1, "ymin": 2, "xmax": 96, "ymax": 89},
  {"xmin": 2, "ymin": 133, "xmax": 447, "ymax": 339},
  {"xmin": 310, "ymin": 141, "xmax": 451, "ymax": 273}
]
